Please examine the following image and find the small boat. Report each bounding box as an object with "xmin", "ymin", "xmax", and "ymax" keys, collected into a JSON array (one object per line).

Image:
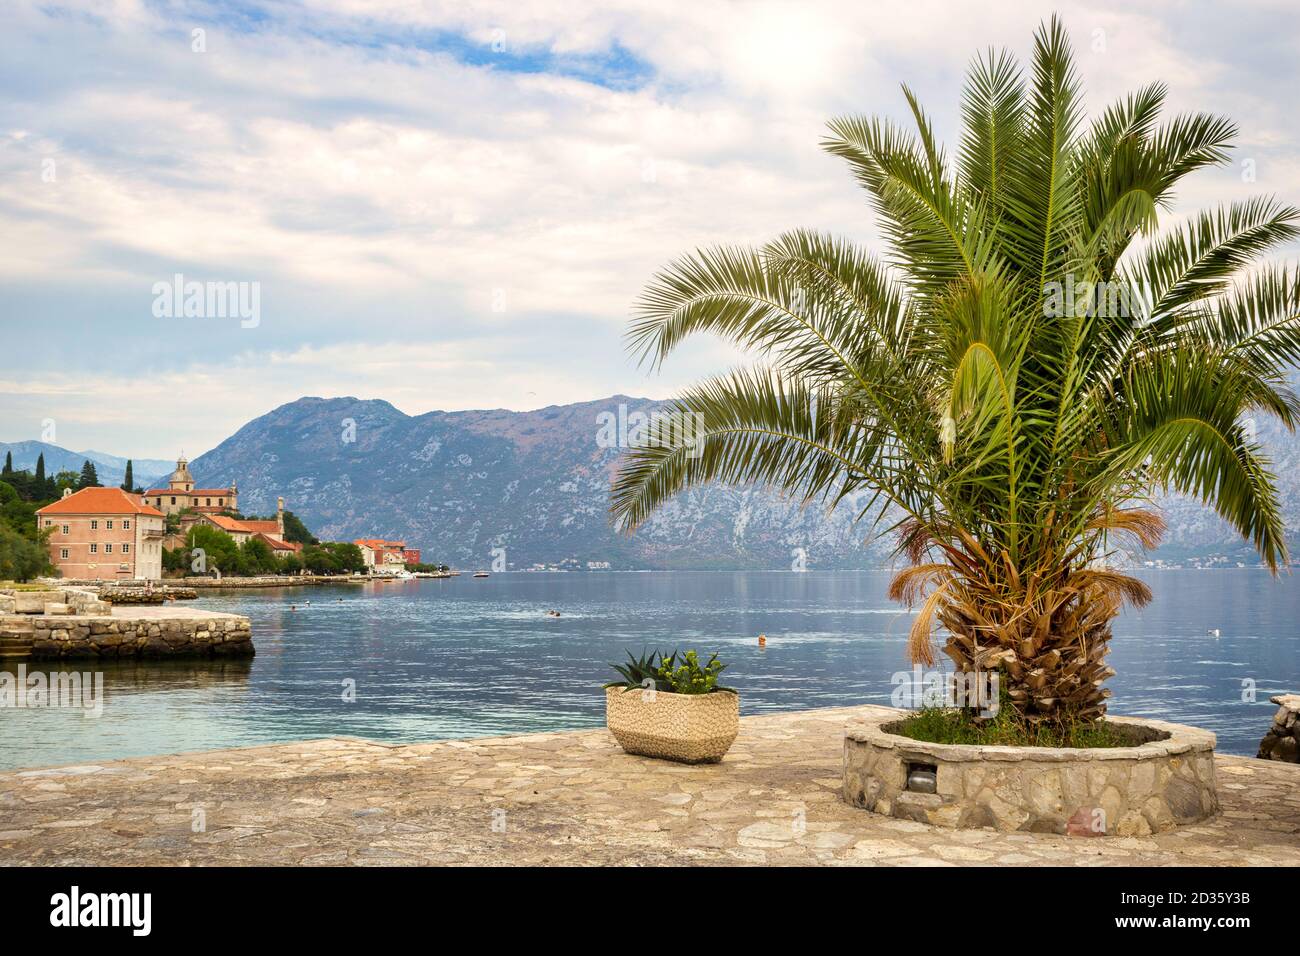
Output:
[{"xmin": 473, "ymin": 571, "xmax": 490, "ymax": 578}]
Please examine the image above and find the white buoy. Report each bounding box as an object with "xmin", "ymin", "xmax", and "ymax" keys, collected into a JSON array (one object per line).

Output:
[{"xmin": 1208, "ymin": 628, "xmax": 1221, "ymax": 638}]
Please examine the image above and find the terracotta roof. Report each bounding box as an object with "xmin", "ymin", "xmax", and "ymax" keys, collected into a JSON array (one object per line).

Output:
[
  {"xmin": 241, "ymin": 520, "xmax": 280, "ymax": 534},
  {"xmin": 355, "ymin": 538, "xmax": 405, "ymax": 552},
  {"xmin": 203, "ymin": 514, "xmax": 251, "ymax": 533},
  {"xmin": 254, "ymin": 532, "xmax": 301, "ymax": 552},
  {"xmin": 37, "ymin": 487, "xmax": 165, "ymax": 517}
]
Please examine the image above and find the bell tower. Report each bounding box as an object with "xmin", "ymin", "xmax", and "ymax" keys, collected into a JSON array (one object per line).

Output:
[{"xmin": 169, "ymin": 455, "xmax": 194, "ymax": 493}]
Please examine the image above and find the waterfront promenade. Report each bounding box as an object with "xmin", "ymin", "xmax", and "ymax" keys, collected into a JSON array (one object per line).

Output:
[{"xmin": 1, "ymin": 705, "xmax": 1296, "ymax": 866}]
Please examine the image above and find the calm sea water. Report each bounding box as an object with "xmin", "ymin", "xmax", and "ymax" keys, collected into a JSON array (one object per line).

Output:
[{"xmin": 1, "ymin": 570, "xmax": 1296, "ymax": 770}]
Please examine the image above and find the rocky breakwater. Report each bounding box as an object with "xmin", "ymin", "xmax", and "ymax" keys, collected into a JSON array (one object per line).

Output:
[
  {"xmin": 0, "ymin": 589, "xmax": 253, "ymax": 661},
  {"xmin": 100, "ymin": 585, "xmax": 199, "ymax": 604},
  {"xmin": 1257, "ymin": 695, "xmax": 1300, "ymax": 762},
  {"xmin": 24, "ymin": 610, "xmax": 253, "ymax": 660}
]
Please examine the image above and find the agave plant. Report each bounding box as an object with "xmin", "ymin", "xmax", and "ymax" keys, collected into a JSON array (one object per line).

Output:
[
  {"xmin": 610, "ymin": 17, "xmax": 1300, "ymax": 729},
  {"xmin": 605, "ymin": 649, "xmax": 665, "ymax": 691}
]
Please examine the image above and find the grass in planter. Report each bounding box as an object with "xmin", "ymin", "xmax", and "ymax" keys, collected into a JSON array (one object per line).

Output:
[{"xmin": 894, "ymin": 704, "xmax": 1126, "ymax": 749}]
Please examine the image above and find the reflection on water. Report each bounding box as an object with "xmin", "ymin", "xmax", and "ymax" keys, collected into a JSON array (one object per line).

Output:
[{"xmin": 0, "ymin": 570, "xmax": 1295, "ymax": 769}]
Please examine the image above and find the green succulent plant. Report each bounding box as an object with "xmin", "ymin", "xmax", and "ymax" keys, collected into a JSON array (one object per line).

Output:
[{"xmin": 604, "ymin": 648, "xmax": 735, "ymax": 694}]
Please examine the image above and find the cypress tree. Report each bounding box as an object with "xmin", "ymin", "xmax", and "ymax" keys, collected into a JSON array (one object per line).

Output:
[
  {"xmin": 2, "ymin": 451, "xmax": 10, "ymax": 475},
  {"xmin": 34, "ymin": 453, "xmax": 44, "ymax": 483},
  {"xmin": 122, "ymin": 460, "xmax": 134, "ymax": 492}
]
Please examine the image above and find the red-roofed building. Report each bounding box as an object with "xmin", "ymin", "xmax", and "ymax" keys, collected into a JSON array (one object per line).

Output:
[
  {"xmin": 181, "ymin": 497, "xmax": 298, "ymax": 551},
  {"xmin": 144, "ymin": 456, "xmax": 238, "ymax": 515},
  {"xmin": 255, "ymin": 532, "xmax": 302, "ymax": 555},
  {"xmin": 36, "ymin": 487, "xmax": 167, "ymax": 580},
  {"xmin": 355, "ymin": 539, "xmax": 408, "ymax": 572}
]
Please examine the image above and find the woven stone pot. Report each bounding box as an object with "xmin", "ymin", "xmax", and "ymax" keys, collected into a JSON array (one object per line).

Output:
[{"xmin": 605, "ymin": 685, "xmax": 739, "ymax": 763}]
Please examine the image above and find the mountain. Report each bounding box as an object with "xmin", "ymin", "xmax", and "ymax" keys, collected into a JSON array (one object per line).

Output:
[
  {"xmin": 0, "ymin": 441, "xmax": 173, "ymax": 491},
  {"xmin": 186, "ymin": 396, "xmax": 894, "ymax": 570},
  {"xmin": 185, "ymin": 395, "xmax": 1300, "ymax": 571}
]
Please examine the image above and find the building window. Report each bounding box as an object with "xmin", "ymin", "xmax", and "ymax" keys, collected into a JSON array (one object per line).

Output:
[
  {"xmin": 104, "ymin": 543, "xmax": 112, "ymax": 554},
  {"xmin": 205, "ymin": 498, "xmax": 211, "ymax": 506},
  {"xmin": 90, "ymin": 543, "xmax": 98, "ymax": 554},
  {"xmin": 170, "ymin": 497, "xmax": 176, "ymax": 505},
  {"xmin": 106, "ymin": 520, "xmax": 113, "ymax": 530},
  {"xmin": 123, "ymin": 520, "xmax": 130, "ymax": 530},
  {"xmin": 90, "ymin": 520, "xmax": 98, "ymax": 530},
  {"xmin": 60, "ymin": 548, "xmax": 69, "ymax": 560},
  {"xmin": 122, "ymin": 543, "xmax": 130, "ymax": 554},
  {"xmin": 44, "ymin": 519, "xmax": 52, "ymax": 527},
  {"xmin": 62, "ymin": 524, "xmax": 69, "ymax": 534}
]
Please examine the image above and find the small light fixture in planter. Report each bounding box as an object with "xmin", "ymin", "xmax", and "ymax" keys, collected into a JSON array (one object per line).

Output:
[{"xmin": 604, "ymin": 649, "xmax": 739, "ymax": 764}]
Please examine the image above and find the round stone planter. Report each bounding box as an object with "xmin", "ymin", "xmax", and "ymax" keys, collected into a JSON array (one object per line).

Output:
[
  {"xmin": 842, "ymin": 711, "xmax": 1218, "ymax": 835},
  {"xmin": 605, "ymin": 685, "xmax": 739, "ymax": 764}
]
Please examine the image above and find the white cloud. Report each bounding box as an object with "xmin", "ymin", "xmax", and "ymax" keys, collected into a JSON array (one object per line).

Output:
[{"xmin": 0, "ymin": 0, "xmax": 1297, "ymax": 457}]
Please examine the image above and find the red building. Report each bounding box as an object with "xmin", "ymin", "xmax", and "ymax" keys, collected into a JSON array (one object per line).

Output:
[{"xmin": 37, "ymin": 487, "xmax": 167, "ymax": 580}]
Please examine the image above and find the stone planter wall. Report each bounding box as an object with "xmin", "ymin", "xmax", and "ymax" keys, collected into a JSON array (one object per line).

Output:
[
  {"xmin": 0, "ymin": 613, "xmax": 253, "ymax": 660},
  {"xmin": 1258, "ymin": 694, "xmax": 1299, "ymax": 762},
  {"xmin": 843, "ymin": 710, "xmax": 1218, "ymax": 836}
]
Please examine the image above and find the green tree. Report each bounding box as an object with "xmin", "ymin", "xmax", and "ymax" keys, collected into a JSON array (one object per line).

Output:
[
  {"xmin": 121, "ymin": 460, "xmax": 134, "ymax": 492},
  {"xmin": 0, "ymin": 480, "xmax": 52, "ymax": 581},
  {"xmin": 301, "ymin": 544, "xmax": 338, "ymax": 575},
  {"xmin": 34, "ymin": 453, "xmax": 44, "ymax": 484},
  {"xmin": 280, "ymin": 510, "xmax": 317, "ymax": 545},
  {"xmin": 184, "ymin": 524, "xmax": 239, "ymax": 574},
  {"xmin": 0, "ymin": 524, "xmax": 51, "ymax": 581},
  {"xmin": 236, "ymin": 537, "xmax": 276, "ymax": 576},
  {"xmin": 327, "ymin": 542, "xmax": 366, "ymax": 573},
  {"xmin": 301, "ymin": 541, "xmax": 365, "ymax": 574},
  {"xmin": 77, "ymin": 459, "xmax": 100, "ymax": 489},
  {"xmin": 611, "ymin": 18, "xmax": 1300, "ymax": 730},
  {"xmin": 2, "ymin": 451, "xmax": 11, "ymax": 476}
]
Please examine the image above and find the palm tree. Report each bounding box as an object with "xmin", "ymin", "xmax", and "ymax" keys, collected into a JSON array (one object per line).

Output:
[{"xmin": 611, "ymin": 17, "xmax": 1300, "ymax": 729}]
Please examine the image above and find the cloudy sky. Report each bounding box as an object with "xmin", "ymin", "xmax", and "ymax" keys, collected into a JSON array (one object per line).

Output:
[{"xmin": 1, "ymin": 0, "xmax": 1297, "ymax": 458}]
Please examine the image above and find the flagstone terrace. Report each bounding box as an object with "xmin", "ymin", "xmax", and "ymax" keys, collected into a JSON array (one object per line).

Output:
[{"xmin": 0, "ymin": 705, "xmax": 1296, "ymax": 866}]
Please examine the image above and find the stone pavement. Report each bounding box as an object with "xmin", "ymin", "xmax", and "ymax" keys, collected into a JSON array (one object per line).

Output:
[{"xmin": 1, "ymin": 705, "xmax": 1297, "ymax": 866}]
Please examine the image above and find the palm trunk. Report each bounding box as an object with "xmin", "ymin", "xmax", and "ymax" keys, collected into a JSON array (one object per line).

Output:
[{"xmin": 936, "ymin": 585, "xmax": 1118, "ymax": 726}]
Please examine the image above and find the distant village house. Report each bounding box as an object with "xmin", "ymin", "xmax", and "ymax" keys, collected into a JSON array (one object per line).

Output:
[{"xmin": 354, "ymin": 539, "xmax": 416, "ymax": 571}]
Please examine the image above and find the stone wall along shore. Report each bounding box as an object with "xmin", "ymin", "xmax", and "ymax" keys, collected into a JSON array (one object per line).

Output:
[
  {"xmin": 0, "ymin": 586, "xmax": 253, "ymax": 660},
  {"xmin": 6, "ymin": 613, "xmax": 254, "ymax": 660}
]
